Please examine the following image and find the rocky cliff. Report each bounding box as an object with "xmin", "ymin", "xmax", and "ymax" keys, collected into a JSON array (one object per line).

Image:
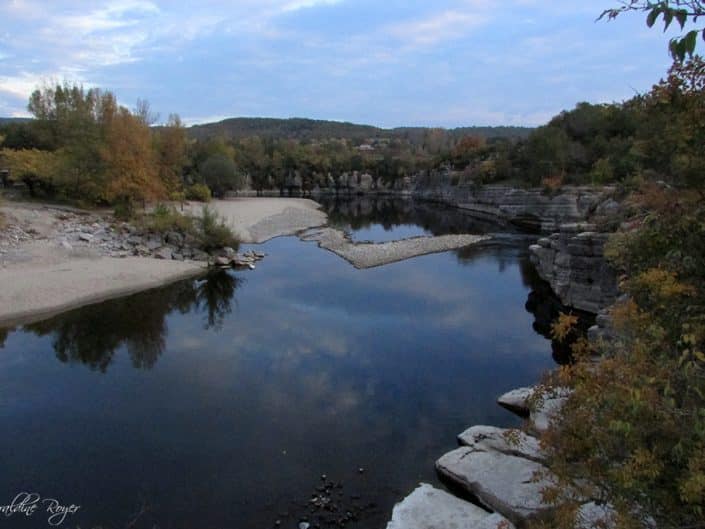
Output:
[{"xmin": 529, "ymin": 223, "xmax": 619, "ymax": 314}]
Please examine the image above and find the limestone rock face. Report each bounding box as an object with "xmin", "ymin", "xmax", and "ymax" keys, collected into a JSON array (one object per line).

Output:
[
  {"xmin": 413, "ymin": 185, "xmax": 613, "ymax": 233},
  {"xmin": 386, "ymin": 483, "xmax": 515, "ymax": 529},
  {"xmin": 436, "ymin": 447, "xmax": 555, "ymax": 525},
  {"xmin": 529, "ymin": 224, "xmax": 619, "ymax": 313}
]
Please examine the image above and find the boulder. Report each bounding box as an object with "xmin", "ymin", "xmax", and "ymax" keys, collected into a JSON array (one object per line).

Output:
[
  {"xmin": 497, "ymin": 387, "xmax": 534, "ymax": 416},
  {"xmin": 214, "ymin": 256, "xmax": 232, "ymax": 267},
  {"xmin": 498, "ymin": 386, "xmax": 572, "ymax": 433},
  {"xmin": 165, "ymin": 231, "xmax": 184, "ymax": 246},
  {"xmin": 154, "ymin": 247, "xmax": 173, "ymax": 260},
  {"xmin": 146, "ymin": 238, "xmax": 162, "ymax": 251},
  {"xmin": 192, "ymin": 250, "xmax": 209, "ymax": 262},
  {"xmin": 458, "ymin": 425, "xmax": 544, "ymax": 463},
  {"xmin": 386, "ymin": 483, "xmax": 515, "ymax": 529},
  {"xmin": 78, "ymin": 232, "xmax": 93, "ymax": 242},
  {"xmin": 575, "ymin": 502, "xmax": 616, "ymax": 529},
  {"xmin": 220, "ymin": 246, "xmax": 237, "ymax": 258},
  {"xmin": 530, "ymin": 393, "xmax": 570, "ymax": 434},
  {"xmin": 436, "ymin": 447, "xmax": 555, "ymax": 525},
  {"xmin": 133, "ymin": 244, "xmax": 150, "ymax": 256}
]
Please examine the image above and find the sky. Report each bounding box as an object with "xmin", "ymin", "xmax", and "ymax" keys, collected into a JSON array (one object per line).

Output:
[{"xmin": 0, "ymin": 0, "xmax": 681, "ymax": 128}]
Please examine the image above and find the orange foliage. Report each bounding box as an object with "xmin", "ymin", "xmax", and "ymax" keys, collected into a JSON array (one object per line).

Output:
[{"xmin": 102, "ymin": 107, "xmax": 165, "ymax": 206}]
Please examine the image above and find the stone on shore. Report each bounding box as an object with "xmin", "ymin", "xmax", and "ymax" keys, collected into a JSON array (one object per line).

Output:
[
  {"xmin": 386, "ymin": 483, "xmax": 515, "ymax": 529},
  {"xmin": 436, "ymin": 447, "xmax": 555, "ymax": 525},
  {"xmin": 497, "ymin": 386, "xmax": 572, "ymax": 433},
  {"xmin": 575, "ymin": 502, "xmax": 617, "ymax": 529},
  {"xmin": 458, "ymin": 425, "xmax": 544, "ymax": 463},
  {"xmin": 497, "ymin": 387, "xmax": 534, "ymax": 415},
  {"xmin": 154, "ymin": 246, "xmax": 173, "ymax": 260},
  {"xmin": 531, "ymin": 393, "xmax": 570, "ymax": 433}
]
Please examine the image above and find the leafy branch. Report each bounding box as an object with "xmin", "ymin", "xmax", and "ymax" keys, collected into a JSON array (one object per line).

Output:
[{"xmin": 599, "ymin": 1, "xmax": 705, "ymax": 60}]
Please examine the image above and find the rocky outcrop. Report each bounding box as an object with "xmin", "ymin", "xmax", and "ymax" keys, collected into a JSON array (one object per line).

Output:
[
  {"xmin": 436, "ymin": 442, "xmax": 556, "ymax": 525},
  {"xmin": 529, "ymin": 223, "xmax": 619, "ymax": 314},
  {"xmin": 250, "ymin": 168, "xmax": 617, "ymax": 234},
  {"xmin": 386, "ymin": 483, "xmax": 515, "ymax": 529},
  {"xmin": 413, "ymin": 182, "xmax": 613, "ymax": 233}
]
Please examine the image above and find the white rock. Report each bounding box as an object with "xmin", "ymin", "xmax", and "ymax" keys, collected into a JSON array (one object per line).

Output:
[
  {"xmin": 436, "ymin": 447, "xmax": 555, "ymax": 525},
  {"xmin": 458, "ymin": 425, "xmax": 544, "ymax": 462},
  {"xmin": 78, "ymin": 233, "xmax": 93, "ymax": 242},
  {"xmin": 497, "ymin": 386, "xmax": 572, "ymax": 433},
  {"xmin": 575, "ymin": 502, "xmax": 616, "ymax": 529},
  {"xmin": 530, "ymin": 394, "xmax": 569, "ymax": 433},
  {"xmin": 214, "ymin": 256, "xmax": 231, "ymax": 267},
  {"xmin": 386, "ymin": 483, "xmax": 515, "ymax": 529},
  {"xmin": 497, "ymin": 387, "xmax": 534, "ymax": 415}
]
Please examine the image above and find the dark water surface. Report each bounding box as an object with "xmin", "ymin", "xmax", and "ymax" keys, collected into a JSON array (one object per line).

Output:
[{"xmin": 0, "ymin": 199, "xmax": 561, "ymax": 529}]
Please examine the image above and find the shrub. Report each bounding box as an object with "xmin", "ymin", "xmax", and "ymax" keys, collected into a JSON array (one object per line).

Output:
[
  {"xmin": 535, "ymin": 195, "xmax": 705, "ymax": 529},
  {"xmin": 138, "ymin": 203, "xmax": 195, "ymax": 235},
  {"xmin": 185, "ymin": 183, "xmax": 212, "ymax": 202},
  {"xmin": 197, "ymin": 205, "xmax": 238, "ymax": 251}
]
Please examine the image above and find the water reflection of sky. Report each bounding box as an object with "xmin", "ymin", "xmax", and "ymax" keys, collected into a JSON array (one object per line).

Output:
[
  {"xmin": 0, "ymin": 207, "xmax": 555, "ymax": 529},
  {"xmin": 346, "ymin": 224, "xmax": 432, "ymax": 243}
]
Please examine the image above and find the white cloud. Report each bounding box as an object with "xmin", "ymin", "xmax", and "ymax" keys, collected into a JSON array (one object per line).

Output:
[
  {"xmin": 0, "ymin": 71, "xmax": 44, "ymax": 99},
  {"xmin": 280, "ymin": 0, "xmax": 343, "ymax": 13},
  {"xmin": 385, "ymin": 9, "xmax": 489, "ymax": 47}
]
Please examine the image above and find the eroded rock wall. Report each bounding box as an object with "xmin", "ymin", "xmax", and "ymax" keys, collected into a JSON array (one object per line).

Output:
[{"xmin": 529, "ymin": 223, "xmax": 619, "ymax": 314}]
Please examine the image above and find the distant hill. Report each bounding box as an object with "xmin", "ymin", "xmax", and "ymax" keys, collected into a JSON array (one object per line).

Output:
[
  {"xmin": 187, "ymin": 117, "xmax": 533, "ymax": 142},
  {"xmin": 0, "ymin": 117, "xmax": 32, "ymax": 126}
]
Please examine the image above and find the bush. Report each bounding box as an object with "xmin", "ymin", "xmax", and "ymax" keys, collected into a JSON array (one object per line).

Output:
[
  {"xmin": 197, "ymin": 205, "xmax": 238, "ymax": 251},
  {"xmin": 535, "ymin": 195, "xmax": 705, "ymax": 529},
  {"xmin": 113, "ymin": 199, "xmax": 135, "ymax": 220},
  {"xmin": 138, "ymin": 203, "xmax": 195, "ymax": 235},
  {"xmin": 185, "ymin": 183, "xmax": 212, "ymax": 202}
]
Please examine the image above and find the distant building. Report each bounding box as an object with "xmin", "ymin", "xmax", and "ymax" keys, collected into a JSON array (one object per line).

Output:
[{"xmin": 357, "ymin": 144, "xmax": 374, "ymax": 152}]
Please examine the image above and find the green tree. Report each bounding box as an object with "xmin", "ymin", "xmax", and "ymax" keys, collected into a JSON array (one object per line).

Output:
[{"xmin": 199, "ymin": 154, "xmax": 244, "ymax": 197}]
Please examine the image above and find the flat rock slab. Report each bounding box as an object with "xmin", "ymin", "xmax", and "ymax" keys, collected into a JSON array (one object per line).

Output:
[
  {"xmin": 458, "ymin": 425, "xmax": 544, "ymax": 463},
  {"xmin": 386, "ymin": 483, "xmax": 515, "ymax": 529},
  {"xmin": 436, "ymin": 447, "xmax": 555, "ymax": 525},
  {"xmin": 301, "ymin": 227, "xmax": 491, "ymax": 269}
]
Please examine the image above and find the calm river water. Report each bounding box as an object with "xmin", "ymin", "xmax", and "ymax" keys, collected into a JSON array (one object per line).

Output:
[{"xmin": 0, "ymin": 198, "xmax": 564, "ymax": 529}]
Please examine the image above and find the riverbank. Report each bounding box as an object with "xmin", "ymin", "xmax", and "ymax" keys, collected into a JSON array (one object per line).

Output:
[{"xmin": 0, "ymin": 198, "xmax": 328, "ymax": 327}]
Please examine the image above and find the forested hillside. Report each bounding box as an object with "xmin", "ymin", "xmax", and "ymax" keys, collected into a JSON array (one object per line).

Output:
[{"xmin": 186, "ymin": 116, "xmax": 532, "ymax": 143}]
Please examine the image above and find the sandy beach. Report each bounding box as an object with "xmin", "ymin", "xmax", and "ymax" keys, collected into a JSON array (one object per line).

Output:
[{"xmin": 183, "ymin": 198, "xmax": 327, "ymax": 243}]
